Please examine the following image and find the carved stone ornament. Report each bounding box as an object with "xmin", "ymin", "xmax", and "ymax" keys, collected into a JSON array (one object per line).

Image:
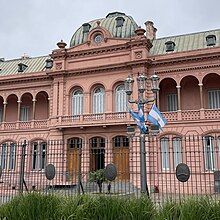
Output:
[
  {"xmin": 135, "ymin": 51, "xmax": 143, "ymax": 59},
  {"xmin": 104, "ymin": 163, "xmax": 117, "ymax": 181},
  {"xmin": 55, "ymin": 62, "xmax": 62, "ymax": 70},
  {"xmin": 176, "ymin": 163, "xmax": 190, "ymax": 182},
  {"xmin": 45, "ymin": 164, "xmax": 56, "ymax": 180}
]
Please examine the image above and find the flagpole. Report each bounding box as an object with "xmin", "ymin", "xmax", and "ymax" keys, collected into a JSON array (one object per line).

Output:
[
  {"xmin": 138, "ymin": 84, "xmax": 149, "ymax": 196},
  {"xmin": 125, "ymin": 72, "xmax": 160, "ymax": 196}
]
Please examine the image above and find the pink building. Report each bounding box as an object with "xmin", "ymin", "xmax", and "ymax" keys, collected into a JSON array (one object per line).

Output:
[{"xmin": 0, "ymin": 12, "xmax": 219, "ymax": 196}]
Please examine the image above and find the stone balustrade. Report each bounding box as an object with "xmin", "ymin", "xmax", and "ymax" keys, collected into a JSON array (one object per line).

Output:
[{"xmin": 0, "ymin": 109, "xmax": 219, "ymax": 130}]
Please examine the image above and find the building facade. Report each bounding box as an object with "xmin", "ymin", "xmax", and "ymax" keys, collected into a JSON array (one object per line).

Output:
[{"xmin": 0, "ymin": 12, "xmax": 220, "ymax": 195}]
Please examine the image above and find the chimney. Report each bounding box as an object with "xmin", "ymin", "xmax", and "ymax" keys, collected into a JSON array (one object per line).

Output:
[{"xmin": 145, "ymin": 21, "xmax": 157, "ymax": 40}]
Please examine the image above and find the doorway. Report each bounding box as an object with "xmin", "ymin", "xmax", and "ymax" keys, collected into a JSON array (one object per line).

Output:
[
  {"xmin": 90, "ymin": 137, "xmax": 105, "ymax": 171},
  {"xmin": 113, "ymin": 136, "xmax": 130, "ymax": 180},
  {"xmin": 67, "ymin": 137, "xmax": 82, "ymax": 181}
]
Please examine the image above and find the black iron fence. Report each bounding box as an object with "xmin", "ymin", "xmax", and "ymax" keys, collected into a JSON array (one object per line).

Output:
[{"xmin": 0, "ymin": 134, "xmax": 220, "ymax": 204}]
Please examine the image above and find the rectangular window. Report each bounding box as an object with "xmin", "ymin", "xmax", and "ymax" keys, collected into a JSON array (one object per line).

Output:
[
  {"xmin": 1, "ymin": 144, "xmax": 7, "ymax": 169},
  {"xmin": 161, "ymin": 138, "xmax": 170, "ymax": 170},
  {"xmin": 173, "ymin": 138, "xmax": 182, "ymax": 168},
  {"xmin": 204, "ymin": 136, "xmax": 215, "ymax": 171},
  {"xmin": 8, "ymin": 143, "xmax": 16, "ymax": 170},
  {"xmin": 208, "ymin": 90, "xmax": 220, "ymax": 109},
  {"xmin": 32, "ymin": 143, "xmax": 38, "ymax": 170},
  {"xmin": 20, "ymin": 106, "xmax": 29, "ymax": 121},
  {"xmin": 40, "ymin": 143, "xmax": 46, "ymax": 170},
  {"xmin": 32, "ymin": 142, "xmax": 47, "ymax": 170},
  {"xmin": 167, "ymin": 94, "xmax": 178, "ymax": 111}
]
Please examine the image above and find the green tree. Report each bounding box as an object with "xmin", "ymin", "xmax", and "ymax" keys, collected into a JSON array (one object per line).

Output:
[{"xmin": 89, "ymin": 169, "xmax": 106, "ymax": 193}]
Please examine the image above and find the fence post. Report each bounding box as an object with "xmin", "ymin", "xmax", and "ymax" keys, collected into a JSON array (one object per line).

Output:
[
  {"xmin": 77, "ymin": 143, "xmax": 82, "ymax": 194},
  {"xmin": 19, "ymin": 140, "xmax": 26, "ymax": 194}
]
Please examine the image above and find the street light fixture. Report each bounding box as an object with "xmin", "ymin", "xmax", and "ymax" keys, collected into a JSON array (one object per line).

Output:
[{"xmin": 125, "ymin": 72, "xmax": 159, "ymax": 195}]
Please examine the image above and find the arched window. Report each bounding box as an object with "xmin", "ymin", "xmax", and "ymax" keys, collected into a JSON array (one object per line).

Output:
[
  {"xmin": 115, "ymin": 85, "xmax": 127, "ymax": 112},
  {"xmin": 93, "ymin": 87, "xmax": 104, "ymax": 114},
  {"xmin": 0, "ymin": 142, "xmax": 16, "ymax": 170},
  {"xmin": 160, "ymin": 137, "xmax": 169, "ymax": 170},
  {"xmin": 31, "ymin": 141, "xmax": 47, "ymax": 170},
  {"xmin": 173, "ymin": 137, "xmax": 182, "ymax": 168},
  {"xmin": 72, "ymin": 90, "xmax": 83, "ymax": 115},
  {"xmin": 68, "ymin": 137, "xmax": 82, "ymax": 149}
]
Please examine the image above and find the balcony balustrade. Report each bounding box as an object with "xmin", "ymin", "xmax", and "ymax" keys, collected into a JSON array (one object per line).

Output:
[{"xmin": 0, "ymin": 108, "xmax": 219, "ymax": 131}]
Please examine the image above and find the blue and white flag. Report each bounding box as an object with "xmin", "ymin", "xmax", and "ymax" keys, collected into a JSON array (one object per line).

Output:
[
  {"xmin": 130, "ymin": 105, "xmax": 147, "ymax": 133},
  {"xmin": 147, "ymin": 104, "xmax": 167, "ymax": 130}
]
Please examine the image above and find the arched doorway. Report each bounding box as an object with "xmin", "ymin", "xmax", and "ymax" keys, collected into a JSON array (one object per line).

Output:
[
  {"xmin": 67, "ymin": 137, "xmax": 82, "ymax": 181},
  {"xmin": 113, "ymin": 136, "xmax": 130, "ymax": 180},
  {"xmin": 90, "ymin": 137, "xmax": 105, "ymax": 171}
]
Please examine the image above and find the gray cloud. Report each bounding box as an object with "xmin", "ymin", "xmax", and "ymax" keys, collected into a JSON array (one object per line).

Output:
[{"xmin": 1, "ymin": 0, "xmax": 220, "ymax": 60}]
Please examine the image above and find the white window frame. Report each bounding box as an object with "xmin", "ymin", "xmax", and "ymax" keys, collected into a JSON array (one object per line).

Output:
[
  {"xmin": 72, "ymin": 90, "xmax": 83, "ymax": 116},
  {"xmin": 0, "ymin": 142, "xmax": 16, "ymax": 170},
  {"xmin": 31, "ymin": 142, "xmax": 47, "ymax": 170},
  {"xmin": 115, "ymin": 85, "xmax": 127, "ymax": 112},
  {"xmin": 173, "ymin": 137, "xmax": 182, "ymax": 168},
  {"xmin": 167, "ymin": 93, "xmax": 178, "ymax": 111},
  {"xmin": 93, "ymin": 87, "xmax": 105, "ymax": 114},
  {"xmin": 20, "ymin": 106, "xmax": 29, "ymax": 121},
  {"xmin": 204, "ymin": 136, "xmax": 215, "ymax": 171},
  {"xmin": 208, "ymin": 90, "xmax": 220, "ymax": 109},
  {"xmin": 160, "ymin": 138, "xmax": 170, "ymax": 170}
]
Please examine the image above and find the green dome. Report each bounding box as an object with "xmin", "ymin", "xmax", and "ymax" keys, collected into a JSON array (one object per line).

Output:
[{"xmin": 70, "ymin": 12, "xmax": 138, "ymax": 47}]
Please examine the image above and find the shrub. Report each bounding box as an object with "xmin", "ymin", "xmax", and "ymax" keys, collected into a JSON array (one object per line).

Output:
[{"xmin": 89, "ymin": 169, "xmax": 107, "ymax": 193}]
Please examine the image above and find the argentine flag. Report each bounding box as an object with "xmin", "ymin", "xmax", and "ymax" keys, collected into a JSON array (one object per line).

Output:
[
  {"xmin": 130, "ymin": 104, "xmax": 148, "ymax": 133},
  {"xmin": 147, "ymin": 104, "xmax": 167, "ymax": 130}
]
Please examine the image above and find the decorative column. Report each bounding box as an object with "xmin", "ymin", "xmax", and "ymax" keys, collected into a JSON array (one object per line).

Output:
[
  {"xmin": 48, "ymin": 97, "xmax": 51, "ymax": 118},
  {"xmin": 156, "ymin": 90, "xmax": 160, "ymax": 108},
  {"xmin": 198, "ymin": 83, "xmax": 204, "ymax": 109},
  {"xmin": 198, "ymin": 83, "xmax": 205, "ymax": 119},
  {"xmin": 3, "ymin": 101, "xmax": 7, "ymax": 122},
  {"xmin": 58, "ymin": 80, "xmax": 64, "ymax": 116},
  {"xmin": 176, "ymin": 85, "xmax": 181, "ymax": 111},
  {"xmin": 105, "ymin": 90, "xmax": 113, "ymax": 113},
  {"xmin": 17, "ymin": 100, "xmax": 21, "ymax": 121},
  {"xmin": 32, "ymin": 99, "xmax": 36, "ymax": 120},
  {"xmin": 52, "ymin": 81, "xmax": 59, "ymax": 117},
  {"xmin": 84, "ymin": 93, "xmax": 90, "ymax": 114}
]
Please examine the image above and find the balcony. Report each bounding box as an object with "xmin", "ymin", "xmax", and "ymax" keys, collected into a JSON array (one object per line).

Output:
[
  {"xmin": 162, "ymin": 108, "xmax": 220, "ymax": 123},
  {"xmin": 57, "ymin": 112, "xmax": 132, "ymax": 128},
  {"xmin": 0, "ymin": 108, "xmax": 219, "ymax": 131},
  {"xmin": 0, "ymin": 120, "xmax": 49, "ymax": 131}
]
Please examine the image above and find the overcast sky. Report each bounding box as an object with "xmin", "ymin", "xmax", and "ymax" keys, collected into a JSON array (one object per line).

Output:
[{"xmin": 1, "ymin": 0, "xmax": 220, "ymax": 60}]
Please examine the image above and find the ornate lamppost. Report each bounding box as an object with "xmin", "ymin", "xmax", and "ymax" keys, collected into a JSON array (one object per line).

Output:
[{"xmin": 125, "ymin": 72, "xmax": 159, "ymax": 195}]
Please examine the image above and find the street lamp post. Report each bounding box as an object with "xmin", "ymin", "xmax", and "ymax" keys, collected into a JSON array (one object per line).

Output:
[{"xmin": 125, "ymin": 72, "xmax": 159, "ymax": 195}]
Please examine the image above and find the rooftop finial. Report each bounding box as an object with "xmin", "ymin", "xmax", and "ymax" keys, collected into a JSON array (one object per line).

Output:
[
  {"xmin": 57, "ymin": 40, "xmax": 67, "ymax": 49},
  {"xmin": 96, "ymin": 21, "xmax": 101, "ymax": 26}
]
